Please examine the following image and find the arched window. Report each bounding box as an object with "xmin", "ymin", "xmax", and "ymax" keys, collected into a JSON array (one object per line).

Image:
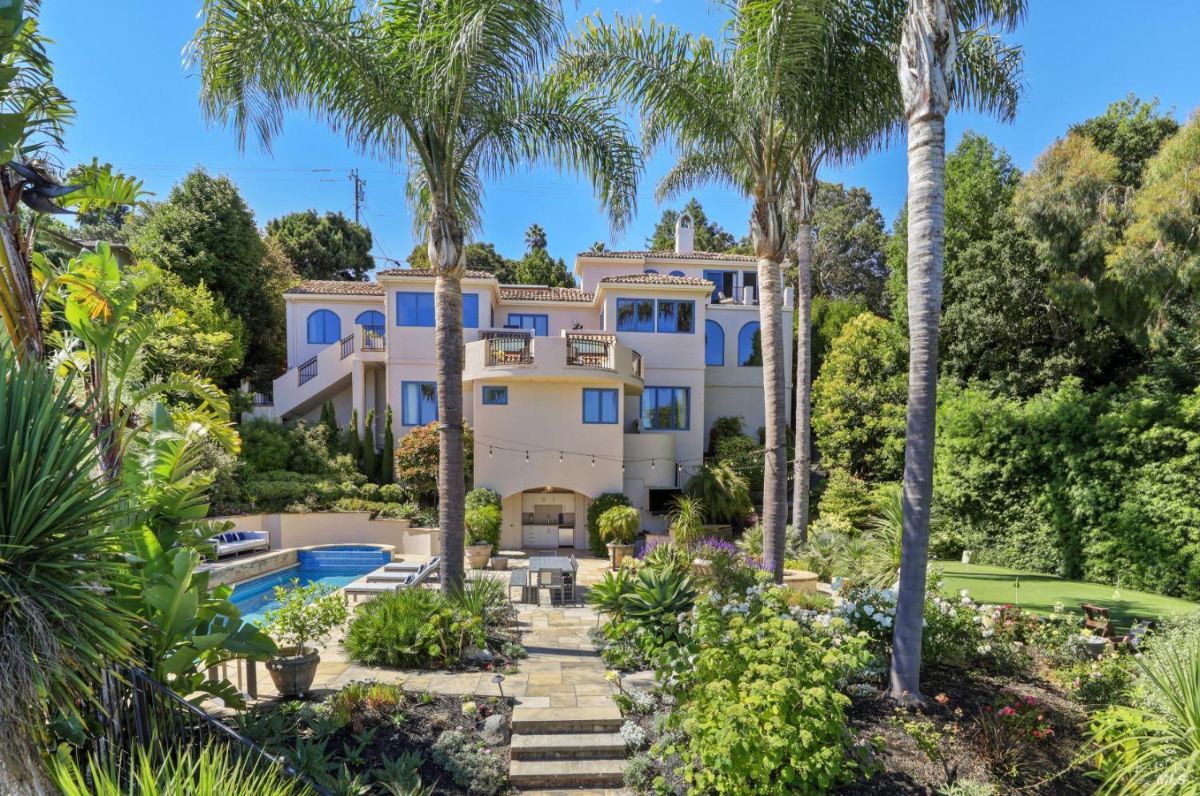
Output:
[
  {"xmin": 705, "ymin": 320, "xmax": 724, "ymax": 366},
  {"xmin": 306, "ymin": 309, "xmax": 342, "ymax": 344},
  {"xmin": 738, "ymin": 321, "xmax": 762, "ymax": 366},
  {"xmin": 668, "ymin": 270, "xmax": 685, "ymax": 277},
  {"xmin": 355, "ymin": 310, "xmax": 385, "ymax": 328},
  {"xmin": 644, "ymin": 268, "xmax": 659, "ymax": 275}
]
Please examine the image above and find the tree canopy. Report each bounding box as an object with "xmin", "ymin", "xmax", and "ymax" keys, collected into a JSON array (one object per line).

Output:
[
  {"xmin": 265, "ymin": 209, "xmax": 373, "ymax": 281},
  {"xmin": 646, "ymin": 198, "xmax": 746, "ymax": 253},
  {"xmin": 807, "ymin": 182, "xmax": 889, "ymax": 312}
]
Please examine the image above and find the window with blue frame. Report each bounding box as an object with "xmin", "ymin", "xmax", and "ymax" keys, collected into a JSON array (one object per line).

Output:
[
  {"xmin": 463, "ymin": 293, "xmax": 479, "ymax": 329},
  {"xmin": 507, "ymin": 313, "xmax": 548, "ymax": 336},
  {"xmin": 582, "ymin": 388, "xmax": 619, "ymax": 424},
  {"xmin": 738, "ymin": 321, "xmax": 762, "ymax": 366},
  {"xmin": 641, "ymin": 387, "xmax": 689, "ymax": 430},
  {"xmin": 656, "ymin": 299, "xmax": 695, "ymax": 333},
  {"xmin": 396, "ymin": 292, "xmax": 435, "ymax": 326},
  {"xmin": 668, "ymin": 270, "xmax": 685, "ymax": 277},
  {"xmin": 306, "ymin": 309, "xmax": 342, "ymax": 344},
  {"xmin": 616, "ymin": 298, "xmax": 655, "ymax": 332},
  {"xmin": 644, "ymin": 269, "xmax": 659, "ymax": 274},
  {"xmin": 401, "ymin": 381, "xmax": 438, "ymax": 425},
  {"xmin": 704, "ymin": 320, "xmax": 724, "ymax": 366},
  {"xmin": 355, "ymin": 310, "xmax": 385, "ymax": 327},
  {"xmin": 481, "ymin": 385, "xmax": 508, "ymax": 405}
]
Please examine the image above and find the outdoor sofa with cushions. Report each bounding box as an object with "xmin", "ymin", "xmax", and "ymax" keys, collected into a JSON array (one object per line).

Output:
[{"xmin": 212, "ymin": 530, "xmax": 270, "ymax": 558}]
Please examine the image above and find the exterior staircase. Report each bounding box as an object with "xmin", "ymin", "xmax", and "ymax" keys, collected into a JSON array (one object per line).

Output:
[{"xmin": 509, "ymin": 704, "xmax": 627, "ymax": 792}]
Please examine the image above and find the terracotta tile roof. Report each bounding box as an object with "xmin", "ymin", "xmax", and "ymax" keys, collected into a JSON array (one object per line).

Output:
[
  {"xmin": 376, "ymin": 268, "xmax": 496, "ymax": 280},
  {"xmin": 285, "ymin": 280, "xmax": 384, "ymax": 296},
  {"xmin": 599, "ymin": 273, "xmax": 716, "ymax": 287},
  {"xmin": 499, "ymin": 285, "xmax": 594, "ymax": 303},
  {"xmin": 579, "ymin": 249, "xmax": 756, "ymax": 262}
]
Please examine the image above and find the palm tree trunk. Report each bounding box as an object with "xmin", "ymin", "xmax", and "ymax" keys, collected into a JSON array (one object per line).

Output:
[
  {"xmin": 429, "ymin": 202, "xmax": 467, "ymax": 592},
  {"xmin": 890, "ymin": 0, "xmax": 953, "ymax": 705},
  {"xmin": 751, "ymin": 197, "xmax": 787, "ymax": 583},
  {"xmin": 790, "ymin": 169, "xmax": 816, "ymax": 542}
]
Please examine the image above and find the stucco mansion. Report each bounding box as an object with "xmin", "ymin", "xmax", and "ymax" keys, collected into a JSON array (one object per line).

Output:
[{"xmin": 255, "ymin": 216, "xmax": 794, "ymax": 549}]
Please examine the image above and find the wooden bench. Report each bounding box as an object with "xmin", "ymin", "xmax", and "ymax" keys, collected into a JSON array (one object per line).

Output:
[{"xmin": 1081, "ymin": 603, "xmax": 1116, "ymax": 638}]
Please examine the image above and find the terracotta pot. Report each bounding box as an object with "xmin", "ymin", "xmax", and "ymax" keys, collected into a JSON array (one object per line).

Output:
[
  {"xmin": 266, "ymin": 647, "xmax": 320, "ymax": 698},
  {"xmin": 490, "ymin": 556, "xmax": 509, "ymax": 571},
  {"xmin": 607, "ymin": 542, "xmax": 635, "ymax": 569},
  {"xmin": 691, "ymin": 558, "xmax": 713, "ymax": 577},
  {"xmin": 466, "ymin": 543, "xmax": 493, "ymax": 569}
]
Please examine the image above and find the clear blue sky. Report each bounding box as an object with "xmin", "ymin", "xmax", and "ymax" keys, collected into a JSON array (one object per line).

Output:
[{"xmin": 41, "ymin": 2, "xmax": 1200, "ymax": 274}]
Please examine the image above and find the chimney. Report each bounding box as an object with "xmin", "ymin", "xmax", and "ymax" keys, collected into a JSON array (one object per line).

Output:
[{"xmin": 674, "ymin": 212, "xmax": 694, "ymax": 254}]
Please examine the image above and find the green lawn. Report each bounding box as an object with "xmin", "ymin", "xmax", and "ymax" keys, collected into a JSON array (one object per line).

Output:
[{"xmin": 934, "ymin": 561, "xmax": 1198, "ymax": 630}]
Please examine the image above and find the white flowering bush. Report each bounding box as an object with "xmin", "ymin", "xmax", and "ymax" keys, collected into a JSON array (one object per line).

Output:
[{"xmin": 620, "ymin": 720, "xmax": 648, "ymax": 750}]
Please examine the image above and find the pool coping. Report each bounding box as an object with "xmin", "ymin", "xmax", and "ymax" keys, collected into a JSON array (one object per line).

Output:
[{"xmin": 205, "ymin": 542, "xmax": 400, "ymax": 588}]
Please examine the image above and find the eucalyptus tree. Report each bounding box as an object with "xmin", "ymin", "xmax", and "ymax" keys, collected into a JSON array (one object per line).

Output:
[
  {"xmin": 192, "ymin": 0, "xmax": 640, "ymax": 590},
  {"xmin": 889, "ymin": 0, "xmax": 1024, "ymax": 703},
  {"xmin": 564, "ymin": 9, "xmax": 845, "ymax": 581}
]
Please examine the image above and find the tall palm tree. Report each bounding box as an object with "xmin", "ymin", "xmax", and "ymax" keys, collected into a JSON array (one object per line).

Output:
[
  {"xmin": 889, "ymin": 0, "xmax": 1024, "ymax": 703},
  {"xmin": 191, "ymin": 0, "xmax": 640, "ymax": 591},
  {"xmin": 563, "ymin": 9, "xmax": 838, "ymax": 581},
  {"xmin": 524, "ymin": 223, "xmax": 548, "ymax": 251}
]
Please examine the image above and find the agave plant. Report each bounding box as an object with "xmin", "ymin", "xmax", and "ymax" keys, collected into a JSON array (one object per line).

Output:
[
  {"xmin": 588, "ymin": 568, "xmax": 635, "ymax": 620},
  {"xmin": 0, "ymin": 345, "xmax": 137, "ymax": 792},
  {"xmin": 621, "ymin": 569, "xmax": 697, "ymax": 644}
]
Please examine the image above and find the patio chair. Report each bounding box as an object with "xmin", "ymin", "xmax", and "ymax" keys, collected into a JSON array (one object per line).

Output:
[
  {"xmin": 1081, "ymin": 603, "xmax": 1116, "ymax": 638},
  {"xmin": 537, "ymin": 568, "xmax": 565, "ymax": 605}
]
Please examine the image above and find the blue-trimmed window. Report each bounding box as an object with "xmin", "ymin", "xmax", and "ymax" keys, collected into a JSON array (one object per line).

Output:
[
  {"xmin": 704, "ymin": 319, "xmax": 724, "ymax": 366},
  {"xmin": 656, "ymin": 300, "xmax": 695, "ymax": 333},
  {"xmin": 401, "ymin": 381, "xmax": 438, "ymax": 426},
  {"xmin": 463, "ymin": 293, "xmax": 479, "ymax": 329},
  {"xmin": 355, "ymin": 309, "xmax": 385, "ymax": 327},
  {"xmin": 616, "ymin": 298, "xmax": 655, "ymax": 332},
  {"xmin": 396, "ymin": 292, "xmax": 435, "ymax": 327},
  {"xmin": 306, "ymin": 309, "xmax": 341, "ymax": 344},
  {"xmin": 668, "ymin": 270, "xmax": 685, "ymax": 277},
  {"xmin": 738, "ymin": 321, "xmax": 762, "ymax": 366},
  {"xmin": 641, "ymin": 387, "xmax": 689, "ymax": 430},
  {"xmin": 507, "ymin": 313, "xmax": 548, "ymax": 336},
  {"xmin": 582, "ymin": 388, "xmax": 619, "ymax": 424},
  {"xmin": 481, "ymin": 385, "xmax": 508, "ymax": 405},
  {"xmin": 644, "ymin": 268, "xmax": 659, "ymax": 274}
]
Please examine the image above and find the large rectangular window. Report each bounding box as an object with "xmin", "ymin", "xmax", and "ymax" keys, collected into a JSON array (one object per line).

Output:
[
  {"xmin": 507, "ymin": 313, "xmax": 548, "ymax": 336},
  {"xmin": 582, "ymin": 388, "xmax": 619, "ymax": 424},
  {"xmin": 463, "ymin": 293, "xmax": 479, "ymax": 329},
  {"xmin": 641, "ymin": 387, "xmax": 689, "ymax": 430},
  {"xmin": 396, "ymin": 292, "xmax": 435, "ymax": 327},
  {"xmin": 616, "ymin": 298, "xmax": 655, "ymax": 332},
  {"xmin": 401, "ymin": 381, "xmax": 438, "ymax": 426},
  {"xmin": 656, "ymin": 300, "xmax": 695, "ymax": 333},
  {"xmin": 481, "ymin": 385, "xmax": 508, "ymax": 405}
]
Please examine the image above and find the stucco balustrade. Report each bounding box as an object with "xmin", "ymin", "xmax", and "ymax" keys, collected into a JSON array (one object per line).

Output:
[{"xmin": 464, "ymin": 330, "xmax": 645, "ymax": 392}]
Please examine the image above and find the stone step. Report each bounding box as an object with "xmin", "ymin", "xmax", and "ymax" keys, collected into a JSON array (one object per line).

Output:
[
  {"xmin": 511, "ymin": 706, "xmax": 622, "ymax": 735},
  {"xmin": 509, "ymin": 758, "xmax": 626, "ymax": 789},
  {"xmin": 517, "ymin": 789, "xmax": 631, "ymax": 796},
  {"xmin": 511, "ymin": 732, "xmax": 625, "ymax": 760}
]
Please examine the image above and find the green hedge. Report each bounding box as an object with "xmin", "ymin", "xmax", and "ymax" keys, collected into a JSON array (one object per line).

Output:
[{"xmin": 587, "ymin": 492, "xmax": 632, "ymax": 556}]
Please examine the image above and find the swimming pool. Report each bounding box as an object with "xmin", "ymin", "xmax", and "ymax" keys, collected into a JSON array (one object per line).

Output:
[{"xmin": 230, "ymin": 545, "xmax": 391, "ymax": 625}]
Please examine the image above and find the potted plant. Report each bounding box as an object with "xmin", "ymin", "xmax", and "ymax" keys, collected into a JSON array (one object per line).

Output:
[
  {"xmin": 466, "ymin": 504, "xmax": 502, "ymax": 569},
  {"xmin": 597, "ymin": 505, "xmax": 640, "ymax": 569},
  {"xmin": 262, "ymin": 581, "xmax": 348, "ymax": 698}
]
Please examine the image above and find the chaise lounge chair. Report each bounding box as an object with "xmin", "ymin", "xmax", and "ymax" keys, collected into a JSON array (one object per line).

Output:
[
  {"xmin": 344, "ymin": 557, "xmax": 441, "ymax": 600},
  {"xmin": 212, "ymin": 531, "xmax": 269, "ymax": 558}
]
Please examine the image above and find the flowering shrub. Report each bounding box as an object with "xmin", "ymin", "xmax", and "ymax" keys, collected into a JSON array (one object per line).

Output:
[
  {"xmin": 974, "ymin": 694, "xmax": 1053, "ymax": 780},
  {"xmin": 654, "ymin": 585, "xmax": 873, "ymax": 794}
]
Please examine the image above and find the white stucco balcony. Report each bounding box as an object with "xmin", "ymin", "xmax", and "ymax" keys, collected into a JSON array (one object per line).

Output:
[{"xmin": 463, "ymin": 330, "xmax": 645, "ymax": 391}]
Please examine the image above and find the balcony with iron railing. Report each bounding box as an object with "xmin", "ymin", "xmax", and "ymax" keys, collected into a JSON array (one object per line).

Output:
[
  {"xmin": 466, "ymin": 329, "xmax": 644, "ymax": 390},
  {"xmin": 361, "ymin": 323, "xmax": 386, "ymax": 352}
]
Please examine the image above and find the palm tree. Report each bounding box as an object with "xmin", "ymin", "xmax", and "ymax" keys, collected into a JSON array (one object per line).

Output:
[
  {"xmin": 191, "ymin": 0, "xmax": 640, "ymax": 591},
  {"xmin": 524, "ymin": 223, "xmax": 548, "ymax": 252},
  {"xmin": 564, "ymin": 8, "xmax": 836, "ymax": 581},
  {"xmin": 889, "ymin": 0, "xmax": 1025, "ymax": 703}
]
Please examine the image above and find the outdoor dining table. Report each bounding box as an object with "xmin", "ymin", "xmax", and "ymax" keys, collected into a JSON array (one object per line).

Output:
[{"xmin": 526, "ymin": 555, "xmax": 578, "ymax": 604}]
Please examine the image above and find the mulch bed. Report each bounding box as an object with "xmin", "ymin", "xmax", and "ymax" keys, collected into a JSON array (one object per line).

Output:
[{"xmin": 840, "ymin": 664, "xmax": 1096, "ymax": 794}]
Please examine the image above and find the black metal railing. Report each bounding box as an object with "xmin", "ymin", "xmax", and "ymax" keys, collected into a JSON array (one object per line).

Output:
[
  {"xmin": 84, "ymin": 667, "xmax": 326, "ymax": 794},
  {"xmin": 482, "ymin": 330, "xmax": 533, "ymax": 366},
  {"xmin": 339, "ymin": 332, "xmax": 355, "ymax": 360},
  {"xmin": 297, "ymin": 356, "xmax": 318, "ymax": 385},
  {"xmin": 251, "ymin": 392, "xmax": 273, "ymax": 407},
  {"xmin": 566, "ymin": 332, "xmax": 614, "ymax": 369},
  {"xmin": 361, "ymin": 323, "xmax": 386, "ymax": 351}
]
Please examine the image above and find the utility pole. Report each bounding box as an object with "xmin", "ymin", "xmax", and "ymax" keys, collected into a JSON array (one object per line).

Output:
[{"xmin": 349, "ymin": 168, "xmax": 366, "ymax": 224}]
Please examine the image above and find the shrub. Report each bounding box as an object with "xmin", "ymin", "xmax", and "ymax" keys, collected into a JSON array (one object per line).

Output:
[
  {"xmin": 465, "ymin": 487, "xmax": 501, "ymax": 512},
  {"xmin": 815, "ymin": 468, "xmax": 875, "ymax": 527},
  {"xmin": 667, "ymin": 495, "xmax": 706, "ymax": 547},
  {"xmin": 379, "ymin": 483, "xmax": 404, "ymax": 502},
  {"xmin": 686, "ymin": 461, "xmax": 752, "ymax": 526},
  {"xmin": 261, "ymin": 581, "xmax": 349, "ymax": 656},
  {"xmin": 707, "ymin": 415, "xmax": 747, "ymax": 456},
  {"xmin": 430, "ymin": 730, "xmax": 507, "ymax": 795},
  {"xmin": 598, "ymin": 505, "xmax": 641, "ymax": 547},
  {"xmin": 239, "ymin": 418, "xmax": 292, "ymax": 472},
  {"xmin": 465, "ymin": 505, "xmax": 502, "ymax": 553},
  {"xmin": 395, "ymin": 420, "xmax": 473, "ymax": 504},
  {"xmin": 713, "ymin": 434, "xmax": 763, "ymax": 495},
  {"xmin": 587, "ymin": 492, "xmax": 632, "ymax": 556}
]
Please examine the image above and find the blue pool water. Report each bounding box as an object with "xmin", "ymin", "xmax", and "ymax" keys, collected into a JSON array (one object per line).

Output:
[{"xmin": 230, "ymin": 545, "xmax": 391, "ymax": 625}]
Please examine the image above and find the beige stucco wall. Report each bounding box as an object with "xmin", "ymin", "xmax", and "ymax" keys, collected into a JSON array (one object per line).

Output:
[
  {"xmin": 285, "ymin": 294, "xmax": 384, "ymax": 369},
  {"xmin": 214, "ymin": 512, "xmax": 441, "ymax": 557},
  {"xmin": 493, "ymin": 300, "xmax": 600, "ymax": 335}
]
